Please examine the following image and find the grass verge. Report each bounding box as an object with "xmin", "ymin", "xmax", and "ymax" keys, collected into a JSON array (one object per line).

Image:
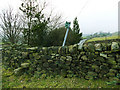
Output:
[{"xmin": 2, "ymin": 68, "xmax": 120, "ymax": 88}]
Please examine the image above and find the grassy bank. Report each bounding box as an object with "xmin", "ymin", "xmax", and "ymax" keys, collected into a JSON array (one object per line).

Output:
[{"xmin": 2, "ymin": 68, "xmax": 120, "ymax": 88}]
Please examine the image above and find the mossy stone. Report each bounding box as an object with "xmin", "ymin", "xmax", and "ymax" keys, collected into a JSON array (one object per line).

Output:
[
  {"xmin": 22, "ymin": 52, "xmax": 28, "ymax": 58},
  {"xmin": 107, "ymin": 57, "xmax": 116, "ymax": 65},
  {"xmin": 14, "ymin": 67, "xmax": 22, "ymax": 75},
  {"xmin": 100, "ymin": 53, "xmax": 108, "ymax": 58},
  {"xmin": 21, "ymin": 63, "xmax": 30, "ymax": 68},
  {"xmin": 111, "ymin": 42, "xmax": 119, "ymax": 51},
  {"xmin": 87, "ymin": 43, "xmax": 95, "ymax": 52},
  {"xmin": 81, "ymin": 55, "xmax": 88, "ymax": 61},
  {"xmin": 106, "ymin": 72, "xmax": 115, "ymax": 77},
  {"xmin": 96, "ymin": 56, "xmax": 105, "ymax": 62},
  {"xmin": 48, "ymin": 60, "xmax": 53, "ymax": 63},
  {"xmin": 66, "ymin": 56, "xmax": 72, "ymax": 61},
  {"xmin": 94, "ymin": 43, "xmax": 102, "ymax": 51}
]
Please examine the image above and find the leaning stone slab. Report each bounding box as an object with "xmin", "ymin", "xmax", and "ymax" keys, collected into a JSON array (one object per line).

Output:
[{"xmin": 78, "ymin": 39, "xmax": 87, "ymax": 50}]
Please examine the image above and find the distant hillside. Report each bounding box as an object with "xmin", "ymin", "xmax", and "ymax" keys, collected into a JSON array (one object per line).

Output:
[
  {"xmin": 85, "ymin": 32, "xmax": 119, "ymax": 42},
  {"xmin": 83, "ymin": 31, "xmax": 119, "ymax": 39},
  {"xmin": 111, "ymin": 32, "xmax": 118, "ymax": 36},
  {"xmin": 82, "ymin": 33, "xmax": 90, "ymax": 37},
  {"xmin": 83, "ymin": 32, "xmax": 112, "ymax": 39}
]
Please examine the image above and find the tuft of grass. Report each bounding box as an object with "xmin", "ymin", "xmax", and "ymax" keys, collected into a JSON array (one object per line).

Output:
[{"xmin": 2, "ymin": 68, "xmax": 120, "ymax": 88}]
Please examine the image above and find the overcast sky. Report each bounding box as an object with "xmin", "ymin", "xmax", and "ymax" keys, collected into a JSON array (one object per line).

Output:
[{"xmin": 0, "ymin": 0, "xmax": 120, "ymax": 34}]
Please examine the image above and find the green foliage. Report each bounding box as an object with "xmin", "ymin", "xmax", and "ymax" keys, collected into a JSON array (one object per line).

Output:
[
  {"xmin": 19, "ymin": 1, "xmax": 82, "ymax": 47},
  {"xmin": 46, "ymin": 27, "xmax": 82, "ymax": 46},
  {"xmin": 30, "ymin": 17, "xmax": 49, "ymax": 46},
  {"xmin": 19, "ymin": 0, "xmax": 50, "ymax": 46},
  {"xmin": 19, "ymin": 0, "xmax": 35, "ymax": 45},
  {"xmin": 73, "ymin": 17, "xmax": 81, "ymax": 34}
]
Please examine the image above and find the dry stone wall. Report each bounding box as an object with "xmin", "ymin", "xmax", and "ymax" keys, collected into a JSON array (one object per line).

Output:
[{"xmin": 2, "ymin": 41, "xmax": 120, "ymax": 79}]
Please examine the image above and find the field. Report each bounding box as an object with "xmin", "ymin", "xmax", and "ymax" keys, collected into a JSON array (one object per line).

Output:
[{"xmin": 86, "ymin": 35, "xmax": 119, "ymax": 42}]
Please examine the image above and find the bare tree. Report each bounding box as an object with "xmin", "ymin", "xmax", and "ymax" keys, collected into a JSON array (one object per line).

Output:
[
  {"xmin": 0, "ymin": 7, "xmax": 23, "ymax": 44},
  {"xmin": 48, "ymin": 13, "xmax": 65, "ymax": 32}
]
